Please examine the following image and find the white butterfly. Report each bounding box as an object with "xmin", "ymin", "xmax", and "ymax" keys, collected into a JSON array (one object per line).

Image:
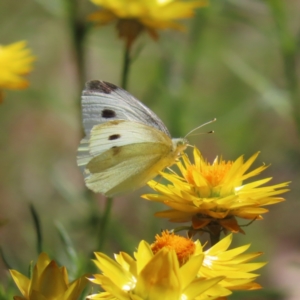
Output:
[{"xmin": 77, "ymin": 80, "xmax": 188, "ymax": 196}]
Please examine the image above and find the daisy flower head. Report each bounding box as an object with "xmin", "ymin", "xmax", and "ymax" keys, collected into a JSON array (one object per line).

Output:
[
  {"xmin": 89, "ymin": 231, "xmax": 225, "ymax": 300},
  {"xmin": 88, "ymin": 0, "xmax": 207, "ymax": 48},
  {"xmin": 10, "ymin": 252, "xmax": 88, "ymax": 300},
  {"xmin": 0, "ymin": 41, "xmax": 35, "ymax": 102},
  {"xmin": 143, "ymin": 147, "xmax": 290, "ymax": 236}
]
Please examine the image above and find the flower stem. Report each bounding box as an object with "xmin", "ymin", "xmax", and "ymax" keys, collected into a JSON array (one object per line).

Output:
[
  {"xmin": 63, "ymin": 0, "xmax": 92, "ymax": 157},
  {"xmin": 97, "ymin": 197, "xmax": 113, "ymax": 251},
  {"xmin": 30, "ymin": 204, "xmax": 43, "ymax": 254},
  {"xmin": 209, "ymin": 231, "xmax": 221, "ymax": 247},
  {"xmin": 266, "ymin": 0, "xmax": 300, "ymax": 136},
  {"xmin": 63, "ymin": 0, "xmax": 90, "ymax": 102},
  {"xmin": 207, "ymin": 223, "xmax": 222, "ymax": 246},
  {"xmin": 121, "ymin": 45, "xmax": 131, "ymax": 89}
]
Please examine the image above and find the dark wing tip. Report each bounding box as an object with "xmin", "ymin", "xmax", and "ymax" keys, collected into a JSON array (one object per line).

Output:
[{"xmin": 85, "ymin": 80, "xmax": 119, "ymax": 94}]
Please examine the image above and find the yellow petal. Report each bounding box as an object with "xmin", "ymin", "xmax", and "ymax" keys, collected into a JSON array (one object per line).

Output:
[
  {"xmin": 34, "ymin": 252, "xmax": 51, "ymax": 280},
  {"xmin": 241, "ymin": 165, "xmax": 268, "ymax": 181},
  {"xmin": 238, "ymin": 152, "xmax": 260, "ymax": 177},
  {"xmin": 13, "ymin": 297, "xmax": 27, "ymax": 300},
  {"xmin": 180, "ymin": 254, "xmax": 204, "ymax": 289},
  {"xmin": 183, "ymin": 277, "xmax": 226, "ymax": 298},
  {"xmin": 37, "ymin": 261, "xmax": 68, "ymax": 298},
  {"xmin": 214, "ymin": 245, "xmax": 252, "ymax": 261},
  {"xmin": 94, "ymin": 274, "xmax": 130, "ymax": 300},
  {"xmin": 62, "ymin": 276, "xmax": 89, "ymax": 300},
  {"xmin": 93, "ymin": 252, "xmax": 135, "ymax": 289},
  {"xmin": 10, "ymin": 270, "xmax": 30, "ymax": 298},
  {"xmin": 205, "ymin": 234, "xmax": 232, "ymax": 255},
  {"xmin": 115, "ymin": 252, "xmax": 138, "ymax": 278},
  {"xmin": 30, "ymin": 290, "xmax": 47, "ymax": 300},
  {"xmin": 135, "ymin": 248, "xmax": 181, "ymax": 299},
  {"xmin": 134, "ymin": 240, "xmax": 154, "ymax": 275},
  {"xmin": 0, "ymin": 41, "xmax": 35, "ymax": 91}
]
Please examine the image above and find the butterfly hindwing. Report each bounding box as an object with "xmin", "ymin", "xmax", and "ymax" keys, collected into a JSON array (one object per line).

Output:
[
  {"xmin": 84, "ymin": 142, "xmax": 173, "ymax": 196},
  {"xmin": 77, "ymin": 119, "xmax": 172, "ymax": 171},
  {"xmin": 81, "ymin": 80, "xmax": 171, "ymax": 137}
]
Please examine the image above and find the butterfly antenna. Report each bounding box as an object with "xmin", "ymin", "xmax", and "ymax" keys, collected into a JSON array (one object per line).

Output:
[
  {"xmin": 184, "ymin": 118, "xmax": 216, "ymax": 139},
  {"xmin": 187, "ymin": 130, "xmax": 214, "ymax": 138}
]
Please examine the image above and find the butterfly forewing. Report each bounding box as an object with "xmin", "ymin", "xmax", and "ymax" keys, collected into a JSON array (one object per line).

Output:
[{"xmin": 81, "ymin": 80, "xmax": 171, "ymax": 137}]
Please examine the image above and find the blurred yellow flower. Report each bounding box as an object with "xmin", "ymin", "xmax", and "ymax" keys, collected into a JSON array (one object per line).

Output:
[
  {"xmin": 10, "ymin": 252, "xmax": 88, "ymax": 300},
  {"xmin": 0, "ymin": 41, "xmax": 35, "ymax": 101},
  {"xmin": 89, "ymin": 0, "xmax": 207, "ymax": 47},
  {"xmin": 143, "ymin": 148, "xmax": 290, "ymax": 234},
  {"xmin": 89, "ymin": 235, "xmax": 224, "ymax": 300}
]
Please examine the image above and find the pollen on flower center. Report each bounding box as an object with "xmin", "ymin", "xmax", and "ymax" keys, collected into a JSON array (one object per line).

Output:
[
  {"xmin": 192, "ymin": 159, "xmax": 233, "ymax": 187},
  {"xmin": 151, "ymin": 231, "xmax": 195, "ymax": 266}
]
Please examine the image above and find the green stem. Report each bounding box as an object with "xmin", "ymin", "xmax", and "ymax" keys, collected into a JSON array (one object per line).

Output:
[
  {"xmin": 183, "ymin": 6, "xmax": 208, "ymax": 83},
  {"xmin": 97, "ymin": 197, "xmax": 113, "ymax": 251},
  {"xmin": 63, "ymin": 0, "xmax": 89, "ymax": 100},
  {"xmin": 207, "ymin": 222, "xmax": 222, "ymax": 247},
  {"xmin": 209, "ymin": 231, "xmax": 220, "ymax": 247},
  {"xmin": 266, "ymin": 0, "xmax": 300, "ymax": 136},
  {"xmin": 30, "ymin": 204, "xmax": 43, "ymax": 254},
  {"xmin": 121, "ymin": 45, "xmax": 131, "ymax": 89}
]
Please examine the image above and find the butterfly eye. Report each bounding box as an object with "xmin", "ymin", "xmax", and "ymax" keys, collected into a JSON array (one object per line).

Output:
[
  {"xmin": 102, "ymin": 109, "xmax": 116, "ymax": 118},
  {"xmin": 177, "ymin": 140, "xmax": 186, "ymax": 147}
]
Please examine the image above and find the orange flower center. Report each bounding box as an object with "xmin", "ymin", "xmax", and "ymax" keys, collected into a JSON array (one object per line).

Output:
[
  {"xmin": 187, "ymin": 160, "xmax": 233, "ymax": 188},
  {"xmin": 151, "ymin": 231, "xmax": 195, "ymax": 266},
  {"xmin": 202, "ymin": 161, "xmax": 233, "ymax": 186}
]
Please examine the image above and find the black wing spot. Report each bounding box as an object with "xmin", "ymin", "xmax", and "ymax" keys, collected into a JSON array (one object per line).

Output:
[
  {"xmin": 109, "ymin": 134, "xmax": 121, "ymax": 140},
  {"xmin": 85, "ymin": 80, "xmax": 103, "ymax": 91},
  {"xmin": 85, "ymin": 80, "xmax": 118, "ymax": 94},
  {"xmin": 102, "ymin": 109, "xmax": 116, "ymax": 118},
  {"xmin": 102, "ymin": 81, "xmax": 118, "ymax": 93}
]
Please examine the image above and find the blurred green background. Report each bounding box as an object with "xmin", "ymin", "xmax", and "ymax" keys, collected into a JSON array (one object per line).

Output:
[{"xmin": 0, "ymin": 0, "xmax": 299, "ymax": 299}]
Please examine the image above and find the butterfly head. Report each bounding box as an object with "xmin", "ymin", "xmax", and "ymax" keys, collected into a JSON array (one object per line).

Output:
[{"xmin": 172, "ymin": 138, "xmax": 188, "ymax": 157}]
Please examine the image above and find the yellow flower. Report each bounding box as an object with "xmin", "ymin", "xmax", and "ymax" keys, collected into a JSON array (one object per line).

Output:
[
  {"xmin": 143, "ymin": 148, "xmax": 290, "ymax": 234},
  {"xmin": 150, "ymin": 232, "xmax": 265, "ymax": 299},
  {"xmin": 196, "ymin": 234, "xmax": 266, "ymax": 298},
  {"xmin": 89, "ymin": 0, "xmax": 207, "ymax": 47},
  {"xmin": 89, "ymin": 234, "xmax": 224, "ymax": 300},
  {"xmin": 0, "ymin": 41, "xmax": 35, "ymax": 101},
  {"xmin": 10, "ymin": 252, "xmax": 88, "ymax": 300}
]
